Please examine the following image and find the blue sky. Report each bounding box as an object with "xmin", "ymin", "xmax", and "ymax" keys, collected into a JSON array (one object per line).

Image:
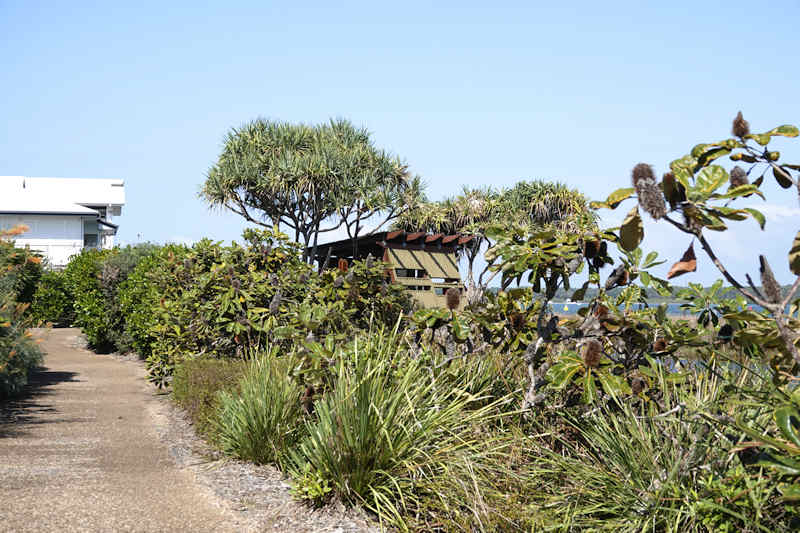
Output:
[{"xmin": 2, "ymin": 1, "xmax": 799, "ymax": 284}]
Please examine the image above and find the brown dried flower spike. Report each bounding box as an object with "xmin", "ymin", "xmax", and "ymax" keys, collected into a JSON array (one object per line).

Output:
[
  {"xmin": 632, "ymin": 163, "xmax": 666, "ymax": 220},
  {"xmin": 732, "ymin": 111, "xmax": 750, "ymax": 138},
  {"xmin": 729, "ymin": 166, "xmax": 749, "ymax": 188},
  {"xmin": 445, "ymin": 287, "xmax": 461, "ymax": 311},
  {"xmin": 582, "ymin": 339, "xmax": 603, "ymax": 368}
]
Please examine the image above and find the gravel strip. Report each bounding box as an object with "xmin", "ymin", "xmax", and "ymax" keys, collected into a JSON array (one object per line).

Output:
[{"xmin": 97, "ymin": 342, "xmax": 380, "ymax": 533}]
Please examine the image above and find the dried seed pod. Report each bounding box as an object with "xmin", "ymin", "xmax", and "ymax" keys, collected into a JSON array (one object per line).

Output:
[
  {"xmin": 584, "ymin": 239, "xmax": 600, "ymax": 259},
  {"xmin": 509, "ymin": 312, "xmax": 525, "ymax": 330},
  {"xmin": 631, "ymin": 376, "xmax": 646, "ymax": 395},
  {"xmin": 632, "ymin": 163, "xmax": 666, "ymax": 220},
  {"xmin": 759, "ymin": 255, "xmax": 782, "ymax": 303},
  {"xmin": 593, "ymin": 304, "xmax": 609, "ymax": 319},
  {"xmin": 582, "ymin": 339, "xmax": 603, "ymax": 368},
  {"xmin": 729, "ymin": 166, "xmax": 749, "ymax": 188},
  {"xmin": 605, "ymin": 264, "xmax": 629, "ymax": 290},
  {"xmin": 269, "ymin": 290, "xmax": 282, "ymax": 315},
  {"xmin": 718, "ymin": 324, "xmax": 733, "ymax": 343},
  {"xmin": 652, "ymin": 338, "xmax": 667, "ymax": 352},
  {"xmin": 445, "ymin": 287, "xmax": 461, "ymax": 310},
  {"xmin": 732, "ymin": 111, "xmax": 750, "ymax": 138}
]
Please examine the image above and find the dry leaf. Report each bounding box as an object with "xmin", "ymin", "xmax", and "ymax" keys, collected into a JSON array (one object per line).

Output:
[{"xmin": 667, "ymin": 243, "xmax": 697, "ymax": 279}]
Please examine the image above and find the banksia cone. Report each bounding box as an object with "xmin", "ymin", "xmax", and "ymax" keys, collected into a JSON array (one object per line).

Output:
[
  {"xmin": 269, "ymin": 273, "xmax": 279, "ymax": 287},
  {"xmin": 446, "ymin": 287, "xmax": 461, "ymax": 310},
  {"xmin": 269, "ymin": 290, "xmax": 282, "ymax": 315},
  {"xmin": 337, "ymin": 258, "xmax": 349, "ymax": 272},
  {"xmin": 333, "ymin": 276, "xmax": 344, "ymax": 288},
  {"xmin": 732, "ymin": 111, "xmax": 750, "ymax": 138},
  {"xmin": 730, "ymin": 166, "xmax": 749, "ymax": 188},
  {"xmin": 365, "ymin": 253, "xmax": 374, "ymax": 269},
  {"xmin": 231, "ymin": 278, "xmax": 241, "ymax": 291},
  {"xmin": 298, "ymin": 272, "xmax": 309, "ymax": 284},
  {"xmin": 652, "ymin": 338, "xmax": 667, "ymax": 352},
  {"xmin": 759, "ymin": 255, "xmax": 782, "ymax": 303},
  {"xmin": 584, "ymin": 239, "xmax": 600, "ymax": 259},
  {"xmin": 631, "ymin": 376, "xmax": 646, "ymax": 395},
  {"xmin": 632, "ymin": 163, "xmax": 667, "ymax": 220},
  {"xmin": 582, "ymin": 339, "xmax": 603, "ymax": 368}
]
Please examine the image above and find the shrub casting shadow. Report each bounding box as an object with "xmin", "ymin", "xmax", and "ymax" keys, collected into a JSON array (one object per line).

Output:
[{"xmin": 0, "ymin": 367, "xmax": 81, "ymax": 438}]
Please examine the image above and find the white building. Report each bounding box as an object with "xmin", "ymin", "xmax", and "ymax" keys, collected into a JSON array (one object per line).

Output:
[{"xmin": 0, "ymin": 176, "xmax": 125, "ymax": 267}]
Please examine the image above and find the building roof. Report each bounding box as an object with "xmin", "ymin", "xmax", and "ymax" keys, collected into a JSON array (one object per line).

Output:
[
  {"xmin": 0, "ymin": 195, "xmax": 101, "ymax": 216},
  {"xmin": 0, "ymin": 176, "xmax": 125, "ymax": 206}
]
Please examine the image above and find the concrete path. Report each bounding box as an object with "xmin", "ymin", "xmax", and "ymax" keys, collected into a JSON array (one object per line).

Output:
[{"xmin": 0, "ymin": 329, "xmax": 238, "ymax": 533}]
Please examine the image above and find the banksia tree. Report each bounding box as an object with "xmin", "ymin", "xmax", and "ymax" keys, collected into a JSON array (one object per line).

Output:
[{"xmin": 632, "ymin": 163, "xmax": 666, "ymax": 220}]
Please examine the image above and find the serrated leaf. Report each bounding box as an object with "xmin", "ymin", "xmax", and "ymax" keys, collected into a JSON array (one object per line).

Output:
[
  {"xmin": 619, "ymin": 206, "xmax": 643, "ymax": 252},
  {"xmin": 790, "ymin": 230, "xmax": 800, "ymax": 276}
]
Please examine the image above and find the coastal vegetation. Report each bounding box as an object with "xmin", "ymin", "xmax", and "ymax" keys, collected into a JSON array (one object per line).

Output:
[{"xmin": 21, "ymin": 113, "xmax": 800, "ymax": 530}]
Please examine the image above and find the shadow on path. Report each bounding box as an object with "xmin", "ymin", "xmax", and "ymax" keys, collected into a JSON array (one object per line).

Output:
[{"xmin": 0, "ymin": 367, "xmax": 81, "ymax": 438}]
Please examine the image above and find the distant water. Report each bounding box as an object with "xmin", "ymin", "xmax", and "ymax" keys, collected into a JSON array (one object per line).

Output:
[{"xmin": 547, "ymin": 302, "xmax": 767, "ymax": 316}]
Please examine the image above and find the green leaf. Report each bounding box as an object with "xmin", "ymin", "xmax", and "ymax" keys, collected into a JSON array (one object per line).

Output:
[
  {"xmin": 696, "ymin": 147, "xmax": 731, "ymax": 169},
  {"xmin": 670, "ymin": 155, "xmax": 696, "ymax": 190},
  {"xmin": 695, "ymin": 165, "xmax": 729, "ymax": 195},
  {"xmin": 590, "ymin": 187, "xmax": 635, "ymax": 210},
  {"xmin": 743, "ymin": 208, "xmax": 766, "ymax": 230},
  {"xmin": 747, "ymin": 133, "xmax": 772, "ymax": 146},
  {"xmin": 582, "ymin": 371, "xmax": 597, "ymax": 404},
  {"xmin": 773, "ymin": 165, "xmax": 794, "ymax": 189},
  {"xmin": 775, "ymin": 406, "xmax": 800, "ymax": 449},
  {"xmin": 780, "ymin": 484, "xmax": 800, "ymax": 501},
  {"xmin": 711, "ymin": 184, "xmax": 764, "ymax": 200},
  {"xmin": 769, "ymin": 125, "xmax": 800, "ymax": 138},
  {"xmin": 790, "ymin": 230, "xmax": 800, "ymax": 276},
  {"xmin": 619, "ymin": 206, "xmax": 644, "ymax": 252},
  {"xmin": 639, "ymin": 270, "xmax": 651, "ymax": 287}
]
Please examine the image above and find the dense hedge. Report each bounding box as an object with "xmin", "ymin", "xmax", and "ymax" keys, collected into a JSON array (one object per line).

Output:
[
  {"xmin": 35, "ymin": 229, "xmax": 411, "ymax": 387},
  {"xmin": 0, "ymin": 228, "xmax": 43, "ymax": 398}
]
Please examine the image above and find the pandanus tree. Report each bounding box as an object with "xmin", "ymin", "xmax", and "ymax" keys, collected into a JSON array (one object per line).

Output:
[
  {"xmin": 202, "ymin": 118, "xmax": 423, "ymax": 262},
  {"xmin": 396, "ymin": 180, "xmax": 595, "ymax": 306}
]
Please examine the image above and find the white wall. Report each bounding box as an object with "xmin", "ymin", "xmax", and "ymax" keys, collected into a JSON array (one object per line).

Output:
[{"xmin": 0, "ymin": 214, "xmax": 84, "ymax": 267}]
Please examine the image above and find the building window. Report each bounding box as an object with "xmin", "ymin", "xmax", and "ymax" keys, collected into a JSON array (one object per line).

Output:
[
  {"xmin": 84, "ymin": 234, "xmax": 98, "ymax": 248},
  {"xmin": 395, "ymin": 268, "xmax": 427, "ymax": 278}
]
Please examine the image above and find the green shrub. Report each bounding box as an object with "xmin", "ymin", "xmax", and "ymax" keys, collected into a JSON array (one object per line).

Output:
[
  {"xmin": 30, "ymin": 269, "xmax": 73, "ymax": 326},
  {"xmin": 171, "ymin": 357, "xmax": 247, "ymax": 440},
  {"xmin": 98, "ymin": 243, "xmax": 159, "ymax": 352},
  {"xmin": 287, "ymin": 325, "xmax": 508, "ymax": 528},
  {"xmin": 521, "ymin": 365, "xmax": 795, "ymax": 532},
  {"xmin": 62, "ymin": 248, "xmax": 113, "ymax": 351},
  {"xmin": 214, "ymin": 350, "xmax": 304, "ymax": 466},
  {"xmin": 117, "ymin": 244, "xmax": 187, "ymax": 358},
  {"xmin": 0, "ymin": 231, "xmax": 43, "ymax": 305},
  {"xmin": 0, "ymin": 299, "xmax": 43, "ymax": 398}
]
